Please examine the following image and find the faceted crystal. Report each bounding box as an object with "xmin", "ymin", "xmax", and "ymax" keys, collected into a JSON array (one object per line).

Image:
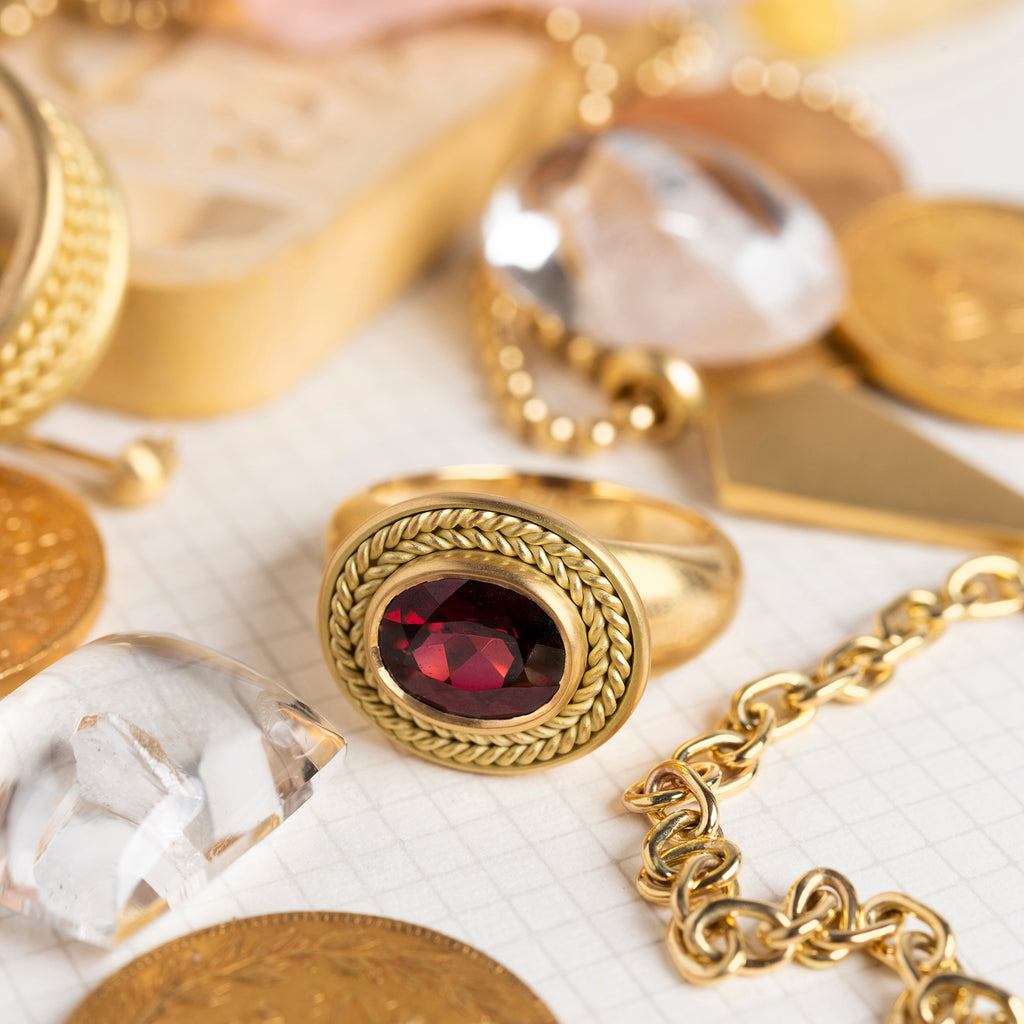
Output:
[
  {"xmin": 378, "ymin": 578, "xmax": 565, "ymax": 720},
  {"xmin": 482, "ymin": 127, "xmax": 845, "ymax": 367},
  {"xmin": 0, "ymin": 634, "xmax": 344, "ymax": 946}
]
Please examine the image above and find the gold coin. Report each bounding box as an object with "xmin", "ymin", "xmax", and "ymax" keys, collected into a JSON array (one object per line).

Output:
[
  {"xmin": 66, "ymin": 912, "xmax": 558, "ymax": 1024},
  {"xmin": 0, "ymin": 465, "xmax": 104, "ymax": 692},
  {"xmin": 620, "ymin": 88, "xmax": 903, "ymax": 233},
  {"xmin": 837, "ymin": 197, "xmax": 1024, "ymax": 430}
]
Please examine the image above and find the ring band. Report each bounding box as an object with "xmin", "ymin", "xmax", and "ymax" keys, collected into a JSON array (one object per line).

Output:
[
  {"xmin": 319, "ymin": 467, "xmax": 741, "ymax": 773},
  {"xmin": 0, "ymin": 64, "xmax": 129, "ymax": 438}
]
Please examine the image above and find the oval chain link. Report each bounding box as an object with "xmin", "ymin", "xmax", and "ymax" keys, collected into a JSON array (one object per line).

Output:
[{"xmin": 624, "ymin": 555, "xmax": 1024, "ymax": 1022}]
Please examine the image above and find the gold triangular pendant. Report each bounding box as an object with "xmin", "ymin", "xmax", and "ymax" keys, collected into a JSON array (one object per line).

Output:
[{"xmin": 704, "ymin": 373, "xmax": 1024, "ymax": 550}]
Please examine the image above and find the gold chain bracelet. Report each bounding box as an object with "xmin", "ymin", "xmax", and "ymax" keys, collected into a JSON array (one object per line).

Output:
[{"xmin": 625, "ymin": 553, "xmax": 1024, "ymax": 1024}]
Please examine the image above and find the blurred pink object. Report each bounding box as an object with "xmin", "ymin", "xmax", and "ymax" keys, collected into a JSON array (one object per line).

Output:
[{"xmin": 235, "ymin": 0, "xmax": 679, "ymax": 51}]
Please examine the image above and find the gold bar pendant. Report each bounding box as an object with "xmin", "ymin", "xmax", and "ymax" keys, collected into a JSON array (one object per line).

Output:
[{"xmin": 704, "ymin": 370, "xmax": 1024, "ymax": 551}]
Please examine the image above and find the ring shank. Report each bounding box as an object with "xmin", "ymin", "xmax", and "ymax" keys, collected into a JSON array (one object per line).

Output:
[{"xmin": 328, "ymin": 467, "xmax": 741, "ymax": 674}]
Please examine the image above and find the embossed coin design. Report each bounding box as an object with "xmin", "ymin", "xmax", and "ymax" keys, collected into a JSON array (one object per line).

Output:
[
  {"xmin": 66, "ymin": 912, "xmax": 558, "ymax": 1024},
  {"xmin": 0, "ymin": 465, "xmax": 104, "ymax": 692},
  {"xmin": 621, "ymin": 83, "xmax": 903, "ymax": 233},
  {"xmin": 838, "ymin": 196, "xmax": 1024, "ymax": 430}
]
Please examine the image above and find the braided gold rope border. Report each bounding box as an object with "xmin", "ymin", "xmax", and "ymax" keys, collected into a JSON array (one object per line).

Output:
[
  {"xmin": 0, "ymin": 96, "xmax": 128, "ymax": 436},
  {"xmin": 323, "ymin": 505, "xmax": 638, "ymax": 769}
]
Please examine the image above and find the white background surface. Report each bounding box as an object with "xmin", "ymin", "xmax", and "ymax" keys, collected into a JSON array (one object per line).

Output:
[{"xmin": 4, "ymin": 4, "xmax": 1024, "ymax": 1021}]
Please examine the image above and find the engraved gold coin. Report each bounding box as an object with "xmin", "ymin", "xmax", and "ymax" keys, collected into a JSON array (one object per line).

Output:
[
  {"xmin": 621, "ymin": 87, "xmax": 903, "ymax": 232},
  {"xmin": 837, "ymin": 197, "xmax": 1024, "ymax": 430},
  {"xmin": 0, "ymin": 465, "xmax": 104, "ymax": 692},
  {"xmin": 66, "ymin": 912, "xmax": 557, "ymax": 1024}
]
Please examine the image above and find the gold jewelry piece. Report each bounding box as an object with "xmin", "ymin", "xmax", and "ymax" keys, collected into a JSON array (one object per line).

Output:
[
  {"xmin": 0, "ymin": 463, "xmax": 104, "ymax": 692},
  {"xmin": 10, "ymin": 433, "xmax": 178, "ymax": 506},
  {"xmin": 838, "ymin": 195, "xmax": 1024, "ymax": 431},
  {"xmin": 473, "ymin": 53, "xmax": 1024, "ymax": 551},
  {"xmin": 67, "ymin": 912, "xmax": 557, "ymax": 1024},
  {"xmin": 0, "ymin": 62, "xmax": 128, "ymax": 438},
  {"xmin": 0, "ymin": 65, "xmax": 178, "ymax": 504},
  {"xmin": 625, "ymin": 553, "xmax": 1024, "ymax": 1022},
  {"xmin": 319, "ymin": 467, "xmax": 740, "ymax": 773}
]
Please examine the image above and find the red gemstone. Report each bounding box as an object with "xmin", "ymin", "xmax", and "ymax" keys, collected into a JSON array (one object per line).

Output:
[{"xmin": 377, "ymin": 577, "xmax": 566, "ymax": 720}]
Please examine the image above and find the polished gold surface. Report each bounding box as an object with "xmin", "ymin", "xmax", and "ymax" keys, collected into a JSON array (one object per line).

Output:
[
  {"xmin": 323, "ymin": 491, "xmax": 649, "ymax": 774},
  {"xmin": 621, "ymin": 63, "xmax": 902, "ymax": 233},
  {"xmin": 2, "ymin": 15, "xmax": 667, "ymax": 417},
  {"xmin": 327, "ymin": 467, "xmax": 743, "ymax": 677},
  {"xmin": 65, "ymin": 912, "xmax": 558, "ymax": 1024},
  {"xmin": 477, "ymin": 252, "xmax": 1024, "ymax": 551},
  {"xmin": 704, "ymin": 371, "xmax": 1024, "ymax": 551},
  {"xmin": 625, "ymin": 553, "xmax": 1024, "ymax": 1021},
  {"xmin": 0, "ymin": 63, "xmax": 128, "ymax": 438},
  {"xmin": 12, "ymin": 434, "xmax": 178, "ymax": 505},
  {"xmin": 321, "ymin": 468, "xmax": 740, "ymax": 773},
  {"xmin": 467, "ymin": 47, "xmax": 1024, "ymax": 552},
  {"xmin": 838, "ymin": 196, "xmax": 1024, "ymax": 430},
  {"xmin": 0, "ymin": 464, "xmax": 104, "ymax": 692},
  {"xmin": 474, "ymin": 268, "xmax": 709, "ymax": 456}
]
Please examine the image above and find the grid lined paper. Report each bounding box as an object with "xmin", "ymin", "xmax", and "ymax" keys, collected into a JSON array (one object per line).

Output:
[{"xmin": 3, "ymin": 6, "xmax": 1024, "ymax": 1021}]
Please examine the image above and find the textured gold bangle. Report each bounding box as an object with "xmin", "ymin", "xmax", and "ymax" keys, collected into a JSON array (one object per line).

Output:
[{"xmin": 0, "ymin": 63, "xmax": 128, "ymax": 439}]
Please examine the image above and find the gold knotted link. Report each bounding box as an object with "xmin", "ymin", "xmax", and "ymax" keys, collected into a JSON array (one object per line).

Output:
[{"xmin": 625, "ymin": 554, "xmax": 1024, "ymax": 1024}]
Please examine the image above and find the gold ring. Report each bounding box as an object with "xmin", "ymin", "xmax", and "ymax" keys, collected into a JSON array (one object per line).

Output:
[
  {"xmin": 0, "ymin": 64, "xmax": 128, "ymax": 438},
  {"xmin": 318, "ymin": 467, "xmax": 741, "ymax": 774}
]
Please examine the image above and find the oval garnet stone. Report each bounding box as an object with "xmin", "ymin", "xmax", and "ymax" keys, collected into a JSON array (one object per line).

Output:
[{"xmin": 377, "ymin": 577, "xmax": 566, "ymax": 720}]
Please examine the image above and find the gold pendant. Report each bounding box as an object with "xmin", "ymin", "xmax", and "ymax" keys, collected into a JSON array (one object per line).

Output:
[
  {"xmin": 704, "ymin": 361, "xmax": 1024, "ymax": 550},
  {"xmin": 473, "ymin": 63, "xmax": 1024, "ymax": 550}
]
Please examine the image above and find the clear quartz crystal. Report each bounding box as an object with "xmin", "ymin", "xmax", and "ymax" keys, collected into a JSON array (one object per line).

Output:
[
  {"xmin": 482, "ymin": 127, "xmax": 845, "ymax": 367},
  {"xmin": 0, "ymin": 634, "xmax": 344, "ymax": 946}
]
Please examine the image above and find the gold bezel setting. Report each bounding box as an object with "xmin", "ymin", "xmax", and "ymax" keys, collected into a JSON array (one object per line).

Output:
[
  {"xmin": 319, "ymin": 492, "xmax": 651, "ymax": 774},
  {"xmin": 363, "ymin": 550, "xmax": 589, "ymax": 736}
]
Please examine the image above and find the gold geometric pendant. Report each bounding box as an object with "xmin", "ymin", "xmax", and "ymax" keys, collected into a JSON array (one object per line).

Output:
[{"xmin": 705, "ymin": 370, "xmax": 1024, "ymax": 550}]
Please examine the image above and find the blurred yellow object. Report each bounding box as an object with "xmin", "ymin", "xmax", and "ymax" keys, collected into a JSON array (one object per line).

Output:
[
  {"xmin": 0, "ymin": 15, "xmax": 658, "ymax": 417},
  {"xmin": 744, "ymin": 0, "xmax": 1001, "ymax": 55}
]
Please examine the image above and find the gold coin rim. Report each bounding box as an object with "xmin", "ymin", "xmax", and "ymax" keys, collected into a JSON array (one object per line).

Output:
[
  {"xmin": 65, "ymin": 911, "xmax": 559, "ymax": 1024},
  {"xmin": 0, "ymin": 465, "xmax": 105, "ymax": 692},
  {"xmin": 838, "ymin": 195, "xmax": 1024, "ymax": 430}
]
